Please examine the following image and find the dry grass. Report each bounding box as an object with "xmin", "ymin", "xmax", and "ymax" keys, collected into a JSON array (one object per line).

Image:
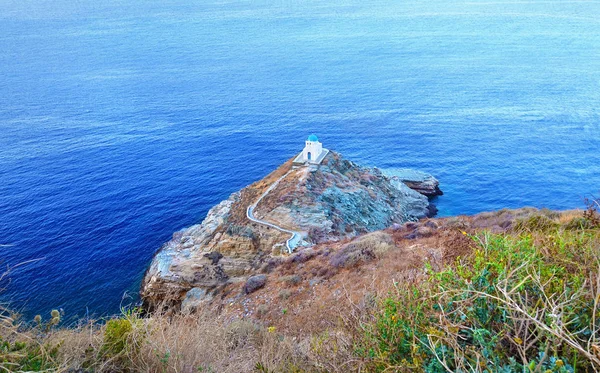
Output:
[
  {"xmin": 557, "ymin": 209, "xmax": 584, "ymax": 224},
  {"xmin": 128, "ymin": 313, "xmax": 296, "ymax": 373},
  {"xmin": 347, "ymin": 231, "xmax": 395, "ymax": 258},
  {"xmin": 329, "ymin": 232, "xmax": 395, "ymax": 268},
  {"xmin": 278, "ymin": 275, "xmax": 302, "ymax": 286},
  {"xmin": 2, "ymin": 311, "xmax": 309, "ymax": 373}
]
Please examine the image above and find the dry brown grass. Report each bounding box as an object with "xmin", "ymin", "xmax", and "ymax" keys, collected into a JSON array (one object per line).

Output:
[
  {"xmin": 128, "ymin": 313, "xmax": 298, "ymax": 373},
  {"xmin": 557, "ymin": 209, "xmax": 584, "ymax": 224},
  {"xmin": 7, "ymin": 311, "xmax": 309, "ymax": 373}
]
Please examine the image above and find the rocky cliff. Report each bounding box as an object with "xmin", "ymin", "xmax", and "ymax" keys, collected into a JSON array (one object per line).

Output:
[{"xmin": 141, "ymin": 151, "xmax": 441, "ymax": 309}]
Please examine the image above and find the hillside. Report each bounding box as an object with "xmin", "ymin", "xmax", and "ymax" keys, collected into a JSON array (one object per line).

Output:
[
  {"xmin": 3, "ymin": 205, "xmax": 600, "ymax": 373},
  {"xmin": 141, "ymin": 151, "xmax": 440, "ymax": 309}
]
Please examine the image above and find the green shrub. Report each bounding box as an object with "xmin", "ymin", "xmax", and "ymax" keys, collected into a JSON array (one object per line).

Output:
[
  {"xmin": 0, "ymin": 328, "xmax": 61, "ymax": 371},
  {"xmin": 359, "ymin": 229, "xmax": 600, "ymax": 372},
  {"xmin": 103, "ymin": 317, "xmax": 133, "ymax": 357},
  {"xmin": 0, "ymin": 337, "xmax": 60, "ymax": 371},
  {"xmin": 0, "ymin": 310, "xmax": 63, "ymax": 372}
]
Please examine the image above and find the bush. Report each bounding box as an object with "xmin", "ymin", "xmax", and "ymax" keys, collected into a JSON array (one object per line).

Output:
[
  {"xmin": 279, "ymin": 275, "xmax": 301, "ymax": 286},
  {"xmin": 103, "ymin": 317, "xmax": 134, "ymax": 357},
  {"xmin": 224, "ymin": 320, "xmax": 260, "ymax": 351},
  {"xmin": 0, "ymin": 311, "xmax": 61, "ymax": 371},
  {"xmin": 329, "ymin": 232, "xmax": 395, "ymax": 268},
  {"xmin": 564, "ymin": 216, "xmax": 594, "ymax": 230},
  {"xmin": 329, "ymin": 244, "xmax": 376, "ymax": 268},
  {"xmin": 359, "ymin": 230, "xmax": 600, "ymax": 372},
  {"xmin": 514, "ymin": 214, "xmax": 560, "ymax": 232},
  {"xmin": 0, "ymin": 337, "xmax": 60, "ymax": 371},
  {"xmin": 279, "ymin": 289, "xmax": 292, "ymax": 300},
  {"xmin": 353, "ymin": 232, "xmax": 396, "ymax": 257},
  {"xmin": 3, "ymin": 209, "xmax": 600, "ymax": 373},
  {"xmin": 256, "ymin": 304, "xmax": 269, "ymax": 318},
  {"xmin": 583, "ymin": 197, "xmax": 600, "ymax": 228}
]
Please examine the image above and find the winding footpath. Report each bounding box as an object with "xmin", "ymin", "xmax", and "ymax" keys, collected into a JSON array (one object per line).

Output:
[{"xmin": 246, "ymin": 169, "xmax": 303, "ymax": 253}]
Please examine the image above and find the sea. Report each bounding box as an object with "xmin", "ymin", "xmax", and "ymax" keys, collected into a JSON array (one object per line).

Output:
[{"xmin": 1, "ymin": 0, "xmax": 599, "ymax": 319}]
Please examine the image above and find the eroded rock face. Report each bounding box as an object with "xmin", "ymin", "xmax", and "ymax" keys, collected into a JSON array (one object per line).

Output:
[
  {"xmin": 141, "ymin": 152, "xmax": 441, "ymax": 309},
  {"xmin": 382, "ymin": 168, "xmax": 443, "ymax": 197},
  {"xmin": 254, "ymin": 154, "xmax": 435, "ymax": 244},
  {"xmin": 140, "ymin": 191, "xmax": 285, "ymax": 307}
]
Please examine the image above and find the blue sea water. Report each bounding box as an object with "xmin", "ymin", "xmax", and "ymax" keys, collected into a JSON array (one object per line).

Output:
[{"xmin": 1, "ymin": 0, "xmax": 599, "ymax": 318}]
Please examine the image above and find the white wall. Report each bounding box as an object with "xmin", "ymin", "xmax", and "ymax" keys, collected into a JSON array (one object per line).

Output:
[{"xmin": 302, "ymin": 141, "xmax": 323, "ymax": 163}]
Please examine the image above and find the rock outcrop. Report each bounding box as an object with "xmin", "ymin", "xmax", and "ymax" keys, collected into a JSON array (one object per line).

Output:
[
  {"xmin": 141, "ymin": 151, "xmax": 441, "ymax": 309},
  {"xmin": 382, "ymin": 168, "xmax": 443, "ymax": 197}
]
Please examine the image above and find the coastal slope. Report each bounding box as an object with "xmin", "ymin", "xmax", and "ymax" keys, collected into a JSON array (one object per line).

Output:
[{"xmin": 141, "ymin": 151, "xmax": 440, "ymax": 308}]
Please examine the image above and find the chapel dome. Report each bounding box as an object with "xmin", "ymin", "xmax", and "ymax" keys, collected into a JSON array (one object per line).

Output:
[{"xmin": 307, "ymin": 134, "xmax": 319, "ymax": 142}]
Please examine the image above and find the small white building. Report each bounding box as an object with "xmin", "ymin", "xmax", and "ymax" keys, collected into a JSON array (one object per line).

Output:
[
  {"xmin": 303, "ymin": 134, "xmax": 323, "ymax": 162},
  {"xmin": 293, "ymin": 134, "xmax": 329, "ymax": 165}
]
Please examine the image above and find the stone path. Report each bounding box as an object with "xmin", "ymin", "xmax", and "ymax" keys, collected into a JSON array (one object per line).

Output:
[{"xmin": 246, "ymin": 170, "xmax": 302, "ymax": 253}]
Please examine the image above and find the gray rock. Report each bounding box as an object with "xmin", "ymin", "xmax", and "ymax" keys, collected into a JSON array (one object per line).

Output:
[
  {"xmin": 243, "ymin": 275, "xmax": 267, "ymax": 294},
  {"xmin": 204, "ymin": 251, "xmax": 223, "ymax": 264},
  {"xmin": 382, "ymin": 168, "xmax": 443, "ymax": 197},
  {"xmin": 181, "ymin": 287, "xmax": 212, "ymax": 313}
]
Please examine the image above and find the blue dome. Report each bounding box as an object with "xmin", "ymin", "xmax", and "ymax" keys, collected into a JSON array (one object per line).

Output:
[{"xmin": 307, "ymin": 134, "xmax": 319, "ymax": 142}]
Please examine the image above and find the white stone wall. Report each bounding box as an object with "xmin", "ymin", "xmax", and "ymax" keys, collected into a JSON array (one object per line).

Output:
[{"xmin": 303, "ymin": 141, "xmax": 323, "ymax": 163}]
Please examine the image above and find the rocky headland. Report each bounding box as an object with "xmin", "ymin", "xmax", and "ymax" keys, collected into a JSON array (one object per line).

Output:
[{"xmin": 141, "ymin": 151, "xmax": 441, "ymax": 309}]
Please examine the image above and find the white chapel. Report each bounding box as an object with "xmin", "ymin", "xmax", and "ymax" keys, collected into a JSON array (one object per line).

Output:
[{"xmin": 293, "ymin": 134, "xmax": 329, "ymax": 165}]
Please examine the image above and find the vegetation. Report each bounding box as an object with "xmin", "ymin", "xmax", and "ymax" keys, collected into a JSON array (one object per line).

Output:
[
  {"xmin": 329, "ymin": 231, "xmax": 395, "ymax": 268},
  {"xmin": 1, "ymin": 204, "xmax": 600, "ymax": 372},
  {"xmin": 361, "ymin": 230, "xmax": 600, "ymax": 372}
]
